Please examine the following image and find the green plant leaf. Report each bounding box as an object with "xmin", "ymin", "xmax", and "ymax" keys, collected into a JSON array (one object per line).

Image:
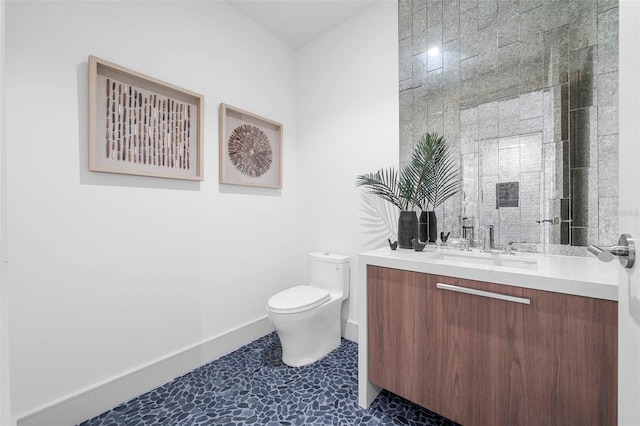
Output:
[{"xmin": 355, "ymin": 132, "xmax": 461, "ymax": 213}]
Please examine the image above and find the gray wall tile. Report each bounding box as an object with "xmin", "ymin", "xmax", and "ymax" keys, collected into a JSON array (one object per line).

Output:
[
  {"xmin": 481, "ymin": 175, "xmax": 499, "ymax": 207},
  {"xmin": 520, "ymin": 134, "xmax": 542, "ymax": 173},
  {"xmin": 459, "ymin": 0, "xmax": 477, "ymax": 13},
  {"xmin": 442, "ymin": 38, "xmax": 461, "ymax": 88},
  {"xmin": 496, "ymin": 41, "xmax": 521, "ymax": 98},
  {"xmin": 427, "ymin": 111, "xmax": 445, "ymax": 135},
  {"xmin": 478, "ymin": 0, "xmax": 497, "ymax": 29},
  {"xmin": 427, "ymin": 68, "xmax": 444, "ymax": 114},
  {"xmin": 412, "ymin": 52, "xmax": 428, "ymax": 88},
  {"xmin": 399, "ymin": 0, "xmax": 618, "ymax": 251},
  {"xmin": 498, "ymin": 145, "xmax": 520, "ymax": 181},
  {"xmin": 399, "ymin": 37, "xmax": 414, "ymax": 82},
  {"xmin": 569, "ymin": 46, "xmax": 595, "ymax": 110},
  {"xmin": 520, "ymin": 171, "xmax": 541, "ymax": 208},
  {"xmin": 413, "ymin": 7, "xmax": 427, "ymax": 54},
  {"xmin": 399, "ymin": 0, "xmax": 414, "ymax": 40},
  {"xmin": 497, "ymin": 0, "xmax": 520, "ymax": 47},
  {"xmin": 428, "ymin": 0, "xmax": 443, "ymax": 27},
  {"xmin": 521, "ymin": 116, "xmax": 543, "ymax": 134},
  {"xmin": 460, "ymin": 7, "xmax": 479, "ymax": 60},
  {"xmin": 598, "ymin": 134, "xmax": 618, "ymax": 198},
  {"xmin": 460, "ymin": 55, "xmax": 479, "ymax": 101},
  {"xmin": 598, "ymin": 197, "xmax": 618, "ymax": 245},
  {"xmin": 543, "ymin": 0, "xmax": 569, "ymax": 32},
  {"xmin": 569, "ymin": 0, "xmax": 597, "ymax": 51},
  {"xmin": 520, "ymin": 0, "xmax": 542, "ymax": 13},
  {"xmin": 427, "ymin": 24, "xmax": 444, "ymax": 70},
  {"xmin": 597, "ymin": 71, "xmax": 618, "ymax": 136},
  {"xmin": 597, "ymin": 7, "xmax": 618, "ymax": 75},
  {"xmin": 480, "ymin": 138, "xmax": 499, "ymax": 175},
  {"xmin": 571, "ymin": 167, "xmax": 589, "ymax": 228},
  {"xmin": 543, "ymin": 26, "xmax": 569, "ymax": 87},
  {"xmin": 520, "ymin": 91, "xmax": 543, "ymax": 119},
  {"xmin": 498, "ymin": 208, "xmax": 521, "ymax": 246},
  {"xmin": 462, "ymin": 153, "xmax": 480, "ymax": 204},
  {"xmin": 498, "ymin": 97, "xmax": 520, "ymax": 137},
  {"xmin": 598, "ymin": 0, "xmax": 618, "ymax": 13},
  {"xmin": 569, "ymin": 107, "xmax": 594, "ymax": 168},
  {"xmin": 443, "ymin": 0, "xmax": 460, "ymax": 42}
]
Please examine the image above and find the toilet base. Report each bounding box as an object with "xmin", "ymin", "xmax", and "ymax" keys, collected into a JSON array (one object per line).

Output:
[{"xmin": 269, "ymin": 298, "xmax": 343, "ymax": 367}]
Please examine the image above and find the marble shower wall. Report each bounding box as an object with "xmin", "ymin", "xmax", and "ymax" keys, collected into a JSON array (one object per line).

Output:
[{"xmin": 399, "ymin": 0, "xmax": 619, "ymax": 252}]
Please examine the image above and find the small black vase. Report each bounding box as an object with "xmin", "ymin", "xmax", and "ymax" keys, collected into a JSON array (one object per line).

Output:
[
  {"xmin": 419, "ymin": 211, "xmax": 438, "ymax": 243},
  {"xmin": 398, "ymin": 211, "xmax": 418, "ymax": 249}
]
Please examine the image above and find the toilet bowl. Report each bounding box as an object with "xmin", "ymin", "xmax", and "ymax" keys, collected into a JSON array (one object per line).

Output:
[{"xmin": 267, "ymin": 252, "xmax": 350, "ymax": 367}]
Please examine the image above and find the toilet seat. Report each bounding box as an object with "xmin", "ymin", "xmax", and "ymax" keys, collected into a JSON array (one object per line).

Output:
[{"xmin": 267, "ymin": 285, "xmax": 331, "ymax": 314}]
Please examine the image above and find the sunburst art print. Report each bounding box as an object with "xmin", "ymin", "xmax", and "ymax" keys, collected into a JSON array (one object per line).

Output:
[
  {"xmin": 228, "ymin": 124, "xmax": 273, "ymax": 178},
  {"xmin": 219, "ymin": 104, "xmax": 282, "ymax": 188}
]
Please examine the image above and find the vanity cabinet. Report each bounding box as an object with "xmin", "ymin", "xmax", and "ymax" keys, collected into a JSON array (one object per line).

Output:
[{"xmin": 367, "ymin": 266, "xmax": 617, "ymax": 426}]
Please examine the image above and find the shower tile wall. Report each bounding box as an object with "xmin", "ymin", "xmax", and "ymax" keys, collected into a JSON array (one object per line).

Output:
[{"xmin": 399, "ymin": 0, "xmax": 619, "ymax": 250}]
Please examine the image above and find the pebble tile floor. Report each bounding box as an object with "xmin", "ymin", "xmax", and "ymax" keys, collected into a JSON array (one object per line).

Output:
[{"xmin": 79, "ymin": 333, "xmax": 459, "ymax": 425}]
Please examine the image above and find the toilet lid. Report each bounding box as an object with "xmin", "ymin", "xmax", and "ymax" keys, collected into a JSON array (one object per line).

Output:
[{"xmin": 268, "ymin": 285, "xmax": 331, "ymax": 314}]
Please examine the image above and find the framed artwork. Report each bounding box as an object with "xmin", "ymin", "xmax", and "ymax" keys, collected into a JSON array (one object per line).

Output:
[
  {"xmin": 219, "ymin": 103, "xmax": 283, "ymax": 188},
  {"xmin": 88, "ymin": 55, "xmax": 204, "ymax": 181}
]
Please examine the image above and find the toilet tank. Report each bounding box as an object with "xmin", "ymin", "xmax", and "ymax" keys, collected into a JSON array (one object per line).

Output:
[{"xmin": 308, "ymin": 252, "xmax": 350, "ymax": 297}]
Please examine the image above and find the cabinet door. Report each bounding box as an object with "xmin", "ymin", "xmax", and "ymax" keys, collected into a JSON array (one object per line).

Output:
[
  {"xmin": 367, "ymin": 266, "xmax": 617, "ymax": 426},
  {"xmin": 368, "ymin": 266, "xmax": 425, "ymax": 400},
  {"xmin": 368, "ymin": 267, "xmax": 460, "ymax": 418}
]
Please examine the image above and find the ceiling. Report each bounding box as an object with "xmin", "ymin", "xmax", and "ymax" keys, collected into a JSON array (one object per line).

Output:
[{"xmin": 226, "ymin": 1, "xmax": 382, "ymax": 49}]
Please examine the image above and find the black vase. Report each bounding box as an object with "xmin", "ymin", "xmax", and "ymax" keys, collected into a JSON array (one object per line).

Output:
[
  {"xmin": 398, "ymin": 211, "xmax": 418, "ymax": 249},
  {"xmin": 419, "ymin": 211, "xmax": 437, "ymax": 243}
]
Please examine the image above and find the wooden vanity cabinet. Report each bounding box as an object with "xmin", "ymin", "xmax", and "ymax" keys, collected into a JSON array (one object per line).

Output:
[{"xmin": 367, "ymin": 266, "xmax": 617, "ymax": 426}]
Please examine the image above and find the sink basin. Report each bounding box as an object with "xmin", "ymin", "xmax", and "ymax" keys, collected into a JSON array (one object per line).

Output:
[{"xmin": 432, "ymin": 251, "xmax": 538, "ymax": 270}]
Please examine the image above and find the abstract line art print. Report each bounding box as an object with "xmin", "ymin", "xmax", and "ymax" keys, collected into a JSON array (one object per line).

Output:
[
  {"xmin": 219, "ymin": 104, "xmax": 282, "ymax": 188},
  {"xmin": 89, "ymin": 55, "xmax": 204, "ymax": 180}
]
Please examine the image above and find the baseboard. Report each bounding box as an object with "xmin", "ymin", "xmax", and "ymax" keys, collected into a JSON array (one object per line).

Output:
[
  {"xmin": 16, "ymin": 316, "xmax": 274, "ymax": 426},
  {"xmin": 342, "ymin": 318, "xmax": 358, "ymax": 343}
]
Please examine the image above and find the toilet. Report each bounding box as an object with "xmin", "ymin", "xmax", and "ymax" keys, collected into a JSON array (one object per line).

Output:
[{"xmin": 267, "ymin": 252, "xmax": 350, "ymax": 367}]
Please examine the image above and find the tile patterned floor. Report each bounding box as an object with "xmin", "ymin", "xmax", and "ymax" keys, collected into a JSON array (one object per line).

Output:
[{"xmin": 79, "ymin": 333, "xmax": 458, "ymax": 425}]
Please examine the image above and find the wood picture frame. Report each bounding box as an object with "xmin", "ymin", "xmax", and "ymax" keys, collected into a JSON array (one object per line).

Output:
[
  {"xmin": 219, "ymin": 103, "xmax": 283, "ymax": 188},
  {"xmin": 88, "ymin": 55, "xmax": 204, "ymax": 181}
]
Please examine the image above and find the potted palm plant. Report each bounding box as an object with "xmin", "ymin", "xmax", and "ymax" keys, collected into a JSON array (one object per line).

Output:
[
  {"xmin": 356, "ymin": 167, "xmax": 420, "ymax": 249},
  {"xmin": 407, "ymin": 133, "xmax": 461, "ymax": 243},
  {"xmin": 356, "ymin": 132, "xmax": 461, "ymax": 247}
]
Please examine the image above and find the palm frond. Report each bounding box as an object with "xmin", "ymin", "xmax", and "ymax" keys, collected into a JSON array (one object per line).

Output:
[
  {"xmin": 355, "ymin": 168, "xmax": 412, "ymax": 211},
  {"xmin": 410, "ymin": 132, "xmax": 461, "ymax": 211},
  {"xmin": 355, "ymin": 132, "xmax": 461, "ymax": 214}
]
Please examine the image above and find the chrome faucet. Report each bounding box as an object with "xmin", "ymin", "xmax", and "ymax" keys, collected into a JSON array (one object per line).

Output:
[
  {"xmin": 460, "ymin": 238, "xmax": 471, "ymax": 251},
  {"xmin": 482, "ymin": 225, "xmax": 494, "ymax": 252}
]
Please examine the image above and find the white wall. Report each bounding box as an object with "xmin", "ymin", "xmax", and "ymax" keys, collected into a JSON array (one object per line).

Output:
[
  {"xmin": 5, "ymin": 0, "xmax": 399, "ymax": 423},
  {"xmin": 618, "ymin": 2, "xmax": 640, "ymax": 424},
  {"xmin": 5, "ymin": 1, "xmax": 301, "ymax": 420},
  {"xmin": 296, "ymin": 2, "xmax": 399, "ymax": 333},
  {"xmin": 1, "ymin": 0, "xmax": 10, "ymax": 423}
]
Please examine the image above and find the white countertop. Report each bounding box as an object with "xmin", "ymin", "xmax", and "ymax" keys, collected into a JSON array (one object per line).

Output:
[{"xmin": 359, "ymin": 246, "xmax": 619, "ymax": 301}]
